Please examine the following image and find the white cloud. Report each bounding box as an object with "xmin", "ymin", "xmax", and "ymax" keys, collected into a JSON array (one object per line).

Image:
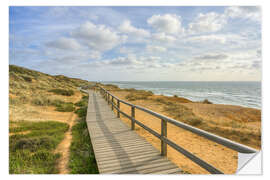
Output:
[
  {"xmin": 46, "ymin": 37, "xmax": 81, "ymax": 50},
  {"xmin": 119, "ymin": 20, "xmax": 150, "ymax": 37},
  {"xmin": 225, "ymin": 6, "xmax": 261, "ymax": 22},
  {"xmin": 147, "ymin": 14, "xmax": 184, "ymax": 34},
  {"xmin": 152, "ymin": 32, "xmax": 176, "ymax": 43},
  {"xmin": 72, "ymin": 21, "xmax": 127, "ymax": 51},
  {"xmin": 146, "ymin": 45, "xmax": 167, "ymax": 53},
  {"xmin": 188, "ymin": 12, "xmax": 227, "ymax": 33},
  {"xmin": 89, "ymin": 55, "xmax": 142, "ymax": 67}
]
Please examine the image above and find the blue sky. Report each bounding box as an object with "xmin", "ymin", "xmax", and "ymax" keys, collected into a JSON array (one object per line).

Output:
[{"xmin": 9, "ymin": 6, "xmax": 261, "ymax": 81}]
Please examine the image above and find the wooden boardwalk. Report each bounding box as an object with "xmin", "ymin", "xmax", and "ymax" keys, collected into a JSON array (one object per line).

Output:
[{"xmin": 86, "ymin": 90, "xmax": 182, "ymax": 174}]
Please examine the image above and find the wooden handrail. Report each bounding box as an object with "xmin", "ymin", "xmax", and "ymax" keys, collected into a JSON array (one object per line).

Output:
[{"xmin": 96, "ymin": 85, "xmax": 258, "ymax": 174}]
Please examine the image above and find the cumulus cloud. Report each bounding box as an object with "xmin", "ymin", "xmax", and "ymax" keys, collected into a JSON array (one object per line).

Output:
[
  {"xmin": 119, "ymin": 20, "xmax": 150, "ymax": 37},
  {"xmin": 72, "ymin": 21, "xmax": 127, "ymax": 51},
  {"xmin": 147, "ymin": 14, "xmax": 184, "ymax": 34},
  {"xmin": 225, "ymin": 6, "xmax": 261, "ymax": 22},
  {"xmin": 146, "ymin": 45, "xmax": 167, "ymax": 53},
  {"xmin": 46, "ymin": 37, "xmax": 81, "ymax": 50},
  {"xmin": 188, "ymin": 12, "xmax": 227, "ymax": 33}
]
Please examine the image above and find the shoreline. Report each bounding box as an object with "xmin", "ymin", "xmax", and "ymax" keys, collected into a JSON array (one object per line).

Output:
[{"xmin": 101, "ymin": 83, "xmax": 261, "ymax": 110}]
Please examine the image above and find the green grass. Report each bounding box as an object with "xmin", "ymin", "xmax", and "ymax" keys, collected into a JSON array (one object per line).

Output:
[
  {"xmin": 69, "ymin": 95, "xmax": 99, "ymax": 174},
  {"xmin": 74, "ymin": 95, "xmax": 88, "ymax": 107},
  {"xmin": 75, "ymin": 107, "xmax": 87, "ymax": 118},
  {"xmin": 9, "ymin": 121, "xmax": 69, "ymax": 174},
  {"xmin": 32, "ymin": 96, "xmax": 75, "ymax": 112},
  {"xmin": 55, "ymin": 102, "xmax": 75, "ymax": 112},
  {"xmin": 48, "ymin": 89, "xmax": 74, "ymax": 96}
]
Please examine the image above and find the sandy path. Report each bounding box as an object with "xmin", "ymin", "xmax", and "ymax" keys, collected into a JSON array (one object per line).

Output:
[
  {"xmin": 54, "ymin": 112, "xmax": 76, "ymax": 174},
  {"xmin": 54, "ymin": 93, "xmax": 81, "ymax": 174}
]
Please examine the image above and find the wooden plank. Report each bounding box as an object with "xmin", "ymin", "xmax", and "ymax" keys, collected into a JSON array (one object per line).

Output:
[
  {"xmin": 101, "ymin": 157, "xmax": 172, "ymax": 171},
  {"xmin": 96, "ymin": 151, "xmax": 160, "ymax": 162},
  {"xmin": 103, "ymin": 160, "xmax": 175, "ymax": 174},
  {"xmin": 151, "ymin": 167, "xmax": 183, "ymax": 174},
  {"xmin": 118, "ymin": 163, "xmax": 177, "ymax": 174},
  {"xmin": 86, "ymin": 91, "xmax": 181, "ymax": 174},
  {"xmin": 96, "ymin": 151, "xmax": 161, "ymax": 164}
]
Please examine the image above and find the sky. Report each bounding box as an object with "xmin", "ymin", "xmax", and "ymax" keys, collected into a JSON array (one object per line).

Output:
[{"xmin": 9, "ymin": 6, "xmax": 261, "ymax": 81}]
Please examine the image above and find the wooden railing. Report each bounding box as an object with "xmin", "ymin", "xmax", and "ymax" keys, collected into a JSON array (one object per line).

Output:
[{"xmin": 97, "ymin": 86, "xmax": 258, "ymax": 174}]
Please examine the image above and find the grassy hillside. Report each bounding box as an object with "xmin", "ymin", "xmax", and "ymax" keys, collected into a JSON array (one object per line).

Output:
[
  {"xmin": 9, "ymin": 65, "xmax": 97, "ymax": 174},
  {"xmin": 9, "ymin": 65, "xmax": 91, "ymax": 109}
]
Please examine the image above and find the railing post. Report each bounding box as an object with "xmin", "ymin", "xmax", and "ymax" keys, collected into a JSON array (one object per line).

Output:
[
  {"xmin": 161, "ymin": 119, "xmax": 167, "ymax": 156},
  {"xmin": 111, "ymin": 96, "xmax": 114, "ymax": 110},
  {"xmin": 131, "ymin": 106, "xmax": 135, "ymax": 130},
  {"xmin": 117, "ymin": 100, "xmax": 120, "ymax": 118},
  {"xmin": 108, "ymin": 94, "xmax": 110, "ymax": 105}
]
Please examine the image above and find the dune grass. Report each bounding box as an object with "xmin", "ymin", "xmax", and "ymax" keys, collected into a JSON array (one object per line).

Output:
[
  {"xmin": 9, "ymin": 121, "xmax": 69, "ymax": 174},
  {"xmin": 69, "ymin": 95, "xmax": 99, "ymax": 174},
  {"xmin": 48, "ymin": 89, "xmax": 75, "ymax": 96},
  {"xmin": 125, "ymin": 90, "xmax": 154, "ymax": 101},
  {"xmin": 163, "ymin": 103, "xmax": 204, "ymax": 126}
]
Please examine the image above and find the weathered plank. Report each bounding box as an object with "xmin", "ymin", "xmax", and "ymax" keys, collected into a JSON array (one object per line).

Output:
[{"xmin": 86, "ymin": 90, "xmax": 182, "ymax": 174}]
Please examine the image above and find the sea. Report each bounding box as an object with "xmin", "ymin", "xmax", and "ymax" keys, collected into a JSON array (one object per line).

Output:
[{"xmin": 102, "ymin": 81, "xmax": 261, "ymax": 109}]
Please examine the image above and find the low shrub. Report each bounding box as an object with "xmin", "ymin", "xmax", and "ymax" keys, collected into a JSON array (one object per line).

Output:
[
  {"xmin": 75, "ymin": 107, "xmax": 87, "ymax": 118},
  {"xmin": 75, "ymin": 96, "xmax": 88, "ymax": 107},
  {"xmin": 22, "ymin": 76, "xmax": 32, "ymax": 82},
  {"xmin": 48, "ymin": 89, "xmax": 74, "ymax": 96},
  {"xmin": 125, "ymin": 90, "xmax": 153, "ymax": 101},
  {"xmin": 164, "ymin": 103, "xmax": 204, "ymax": 127},
  {"xmin": 202, "ymin": 99, "xmax": 213, "ymax": 104},
  {"xmin": 155, "ymin": 98, "xmax": 167, "ymax": 104},
  {"xmin": 55, "ymin": 102, "xmax": 75, "ymax": 112}
]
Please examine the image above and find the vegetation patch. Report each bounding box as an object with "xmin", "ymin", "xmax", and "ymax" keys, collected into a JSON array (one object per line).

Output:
[
  {"xmin": 9, "ymin": 121, "xmax": 69, "ymax": 174},
  {"xmin": 163, "ymin": 103, "xmax": 204, "ymax": 126},
  {"xmin": 69, "ymin": 95, "xmax": 98, "ymax": 174},
  {"xmin": 125, "ymin": 90, "xmax": 153, "ymax": 101},
  {"xmin": 74, "ymin": 95, "xmax": 88, "ymax": 107},
  {"xmin": 201, "ymin": 99, "xmax": 213, "ymax": 104},
  {"xmin": 55, "ymin": 102, "xmax": 75, "ymax": 112},
  {"xmin": 48, "ymin": 89, "xmax": 74, "ymax": 96},
  {"xmin": 21, "ymin": 76, "xmax": 32, "ymax": 82},
  {"xmin": 31, "ymin": 96, "xmax": 64, "ymax": 107}
]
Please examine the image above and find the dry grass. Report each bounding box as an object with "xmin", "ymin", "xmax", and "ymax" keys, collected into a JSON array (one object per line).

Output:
[{"xmin": 9, "ymin": 65, "xmax": 91, "ymax": 123}]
